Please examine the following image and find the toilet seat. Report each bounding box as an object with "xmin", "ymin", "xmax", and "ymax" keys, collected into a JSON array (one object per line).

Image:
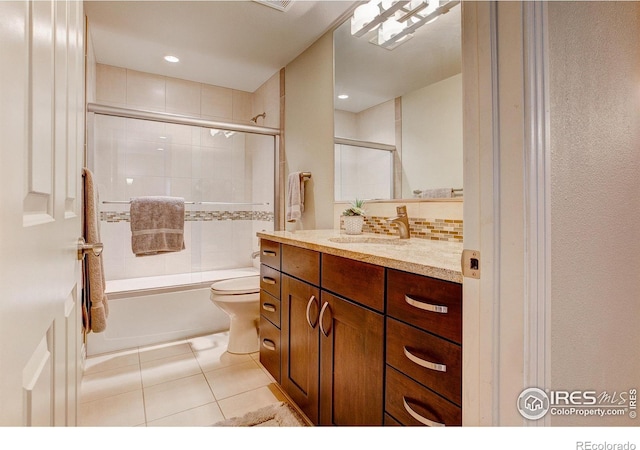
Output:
[{"xmin": 210, "ymin": 275, "xmax": 260, "ymax": 296}]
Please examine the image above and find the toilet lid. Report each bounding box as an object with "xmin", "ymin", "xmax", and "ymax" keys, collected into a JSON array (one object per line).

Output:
[{"xmin": 210, "ymin": 275, "xmax": 260, "ymax": 295}]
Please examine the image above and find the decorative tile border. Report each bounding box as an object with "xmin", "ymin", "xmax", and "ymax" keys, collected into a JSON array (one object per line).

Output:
[
  {"xmin": 101, "ymin": 210, "xmax": 274, "ymax": 223},
  {"xmin": 340, "ymin": 216, "xmax": 463, "ymax": 242}
]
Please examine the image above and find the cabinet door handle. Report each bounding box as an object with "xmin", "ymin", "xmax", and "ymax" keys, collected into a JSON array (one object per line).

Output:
[
  {"xmin": 319, "ymin": 302, "xmax": 332, "ymax": 337},
  {"xmin": 262, "ymin": 250, "xmax": 277, "ymax": 256},
  {"xmin": 405, "ymin": 295, "xmax": 448, "ymax": 314},
  {"xmin": 403, "ymin": 346, "xmax": 447, "ymax": 372},
  {"xmin": 262, "ymin": 339, "xmax": 276, "ymax": 351},
  {"xmin": 402, "ymin": 397, "xmax": 445, "ymax": 427},
  {"xmin": 262, "ymin": 303, "xmax": 277, "ymax": 313},
  {"xmin": 262, "ymin": 276, "xmax": 277, "ymax": 285},
  {"xmin": 305, "ymin": 295, "xmax": 318, "ymax": 329}
]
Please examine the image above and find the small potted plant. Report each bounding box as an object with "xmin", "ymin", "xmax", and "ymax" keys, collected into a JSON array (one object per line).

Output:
[{"xmin": 342, "ymin": 199, "xmax": 366, "ymax": 235}]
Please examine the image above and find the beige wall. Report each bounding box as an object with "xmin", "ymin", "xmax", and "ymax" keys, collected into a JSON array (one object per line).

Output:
[
  {"xmin": 284, "ymin": 30, "xmax": 335, "ymax": 230},
  {"xmin": 402, "ymin": 73, "xmax": 463, "ymax": 197},
  {"xmin": 548, "ymin": 1, "xmax": 640, "ymax": 426}
]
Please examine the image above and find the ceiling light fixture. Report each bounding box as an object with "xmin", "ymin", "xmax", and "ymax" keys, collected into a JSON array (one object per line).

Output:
[
  {"xmin": 164, "ymin": 55, "xmax": 180, "ymax": 63},
  {"xmin": 338, "ymin": 94, "xmax": 349, "ymax": 100},
  {"xmin": 350, "ymin": 0, "xmax": 459, "ymax": 50}
]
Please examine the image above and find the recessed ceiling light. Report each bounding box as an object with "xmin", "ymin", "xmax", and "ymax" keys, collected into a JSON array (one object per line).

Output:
[
  {"xmin": 338, "ymin": 94, "xmax": 349, "ymax": 100},
  {"xmin": 164, "ymin": 55, "xmax": 179, "ymax": 63}
]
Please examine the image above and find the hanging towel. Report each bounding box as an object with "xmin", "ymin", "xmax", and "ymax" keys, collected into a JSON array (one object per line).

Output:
[
  {"xmin": 421, "ymin": 188, "xmax": 453, "ymax": 199},
  {"xmin": 286, "ymin": 172, "xmax": 304, "ymax": 222},
  {"xmin": 83, "ymin": 168, "xmax": 109, "ymax": 333},
  {"xmin": 130, "ymin": 196, "xmax": 186, "ymax": 256}
]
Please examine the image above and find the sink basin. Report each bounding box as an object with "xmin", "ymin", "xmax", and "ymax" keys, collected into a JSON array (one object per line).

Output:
[{"xmin": 328, "ymin": 236, "xmax": 409, "ymax": 245}]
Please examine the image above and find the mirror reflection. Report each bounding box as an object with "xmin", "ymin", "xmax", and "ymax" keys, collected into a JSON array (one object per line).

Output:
[{"xmin": 333, "ymin": 0, "xmax": 462, "ymax": 201}]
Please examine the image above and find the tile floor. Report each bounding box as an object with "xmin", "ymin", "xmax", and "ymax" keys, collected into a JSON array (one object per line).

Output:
[{"xmin": 79, "ymin": 331, "xmax": 288, "ymax": 426}]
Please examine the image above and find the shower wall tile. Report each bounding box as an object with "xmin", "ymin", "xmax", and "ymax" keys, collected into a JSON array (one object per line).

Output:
[
  {"xmin": 232, "ymin": 90, "xmax": 252, "ymax": 124},
  {"xmin": 166, "ymin": 78, "xmax": 201, "ymax": 116},
  {"xmin": 94, "ymin": 65, "xmax": 281, "ymax": 282},
  {"xmin": 96, "ymin": 64, "xmax": 126, "ymax": 106},
  {"xmin": 201, "ymin": 84, "xmax": 233, "ymax": 120},
  {"xmin": 126, "ymin": 69, "xmax": 166, "ymax": 111}
]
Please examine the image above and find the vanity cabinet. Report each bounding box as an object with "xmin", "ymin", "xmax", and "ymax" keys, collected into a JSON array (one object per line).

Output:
[
  {"xmin": 272, "ymin": 241, "xmax": 385, "ymax": 426},
  {"xmin": 259, "ymin": 241, "xmax": 282, "ymax": 383},
  {"xmin": 384, "ymin": 269, "xmax": 462, "ymax": 426},
  {"xmin": 258, "ymin": 236, "xmax": 462, "ymax": 427}
]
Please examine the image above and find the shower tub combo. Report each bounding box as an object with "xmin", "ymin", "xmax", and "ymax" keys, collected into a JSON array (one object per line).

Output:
[{"xmin": 86, "ymin": 104, "xmax": 279, "ymax": 356}]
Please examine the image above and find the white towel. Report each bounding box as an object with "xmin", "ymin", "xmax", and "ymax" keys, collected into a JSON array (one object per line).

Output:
[
  {"xmin": 421, "ymin": 188, "xmax": 453, "ymax": 199},
  {"xmin": 286, "ymin": 172, "xmax": 304, "ymax": 222},
  {"xmin": 130, "ymin": 196, "xmax": 186, "ymax": 256}
]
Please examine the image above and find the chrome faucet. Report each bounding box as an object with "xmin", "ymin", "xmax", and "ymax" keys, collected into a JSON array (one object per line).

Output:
[{"xmin": 387, "ymin": 205, "xmax": 411, "ymax": 239}]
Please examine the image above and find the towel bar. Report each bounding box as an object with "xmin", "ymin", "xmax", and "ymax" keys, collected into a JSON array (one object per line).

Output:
[{"xmin": 102, "ymin": 200, "xmax": 270, "ymax": 206}]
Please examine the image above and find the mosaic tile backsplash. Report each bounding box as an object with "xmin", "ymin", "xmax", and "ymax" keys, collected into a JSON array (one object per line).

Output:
[
  {"xmin": 101, "ymin": 210, "xmax": 274, "ymax": 223},
  {"xmin": 340, "ymin": 215, "xmax": 463, "ymax": 242}
]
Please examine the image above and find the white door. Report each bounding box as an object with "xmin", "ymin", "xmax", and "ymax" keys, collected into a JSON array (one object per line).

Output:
[{"xmin": 0, "ymin": 0, "xmax": 85, "ymax": 426}]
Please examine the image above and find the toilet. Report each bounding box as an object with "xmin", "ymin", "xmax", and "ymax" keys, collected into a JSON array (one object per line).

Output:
[{"xmin": 210, "ymin": 275, "xmax": 260, "ymax": 354}]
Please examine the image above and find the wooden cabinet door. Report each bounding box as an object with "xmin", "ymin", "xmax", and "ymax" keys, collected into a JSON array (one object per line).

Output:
[
  {"xmin": 319, "ymin": 292, "xmax": 385, "ymax": 426},
  {"xmin": 281, "ymin": 275, "xmax": 320, "ymax": 424}
]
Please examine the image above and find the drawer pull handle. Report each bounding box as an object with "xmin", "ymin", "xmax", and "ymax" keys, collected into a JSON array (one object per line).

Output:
[
  {"xmin": 262, "ymin": 339, "xmax": 276, "ymax": 351},
  {"xmin": 319, "ymin": 302, "xmax": 332, "ymax": 337},
  {"xmin": 402, "ymin": 397, "xmax": 445, "ymax": 427},
  {"xmin": 403, "ymin": 347, "xmax": 447, "ymax": 372},
  {"xmin": 262, "ymin": 250, "xmax": 277, "ymax": 256},
  {"xmin": 262, "ymin": 303, "xmax": 277, "ymax": 313},
  {"xmin": 262, "ymin": 276, "xmax": 277, "ymax": 285},
  {"xmin": 405, "ymin": 295, "xmax": 448, "ymax": 314},
  {"xmin": 306, "ymin": 295, "xmax": 318, "ymax": 329}
]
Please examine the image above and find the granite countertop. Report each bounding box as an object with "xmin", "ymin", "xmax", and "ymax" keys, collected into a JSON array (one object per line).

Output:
[{"xmin": 257, "ymin": 229, "xmax": 463, "ymax": 284}]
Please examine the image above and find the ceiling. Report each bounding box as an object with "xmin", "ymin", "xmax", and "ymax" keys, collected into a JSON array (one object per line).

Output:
[
  {"xmin": 85, "ymin": 0, "xmax": 461, "ymax": 113},
  {"xmin": 85, "ymin": 0, "xmax": 359, "ymax": 93}
]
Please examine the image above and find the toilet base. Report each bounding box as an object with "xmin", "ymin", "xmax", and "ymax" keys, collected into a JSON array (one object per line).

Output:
[{"xmin": 226, "ymin": 316, "xmax": 259, "ymax": 354}]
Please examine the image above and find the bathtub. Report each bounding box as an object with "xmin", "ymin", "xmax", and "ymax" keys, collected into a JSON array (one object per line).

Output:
[{"xmin": 86, "ymin": 267, "xmax": 260, "ymax": 356}]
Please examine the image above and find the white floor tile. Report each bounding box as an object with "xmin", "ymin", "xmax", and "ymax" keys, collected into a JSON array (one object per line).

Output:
[
  {"xmin": 80, "ymin": 363, "xmax": 143, "ymax": 403},
  {"xmin": 216, "ymin": 384, "xmax": 286, "ymax": 420},
  {"xmin": 138, "ymin": 340, "xmax": 192, "ymax": 363},
  {"xmin": 143, "ymin": 373, "xmax": 216, "ymax": 422},
  {"xmin": 83, "ymin": 348, "xmax": 140, "ymax": 376},
  {"xmin": 204, "ymin": 360, "xmax": 272, "ymax": 400},
  {"xmin": 146, "ymin": 402, "xmax": 225, "ymax": 427},
  {"xmin": 140, "ymin": 352, "xmax": 202, "ymax": 387},
  {"xmin": 79, "ymin": 389, "xmax": 145, "ymax": 427}
]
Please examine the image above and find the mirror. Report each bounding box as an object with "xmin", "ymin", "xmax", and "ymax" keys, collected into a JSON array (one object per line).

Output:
[{"xmin": 333, "ymin": 1, "xmax": 462, "ymax": 200}]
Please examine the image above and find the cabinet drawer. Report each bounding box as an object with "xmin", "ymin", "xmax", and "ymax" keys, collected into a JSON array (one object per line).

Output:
[
  {"xmin": 260, "ymin": 264, "xmax": 281, "ymax": 299},
  {"xmin": 385, "ymin": 366, "xmax": 461, "ymax": 426},
  {"xmin": 260, "ymin": 239, "xmax": 281, "ymax": 270},
  {"xmin": 387, "ymin": 269, "xmax": 462, "ymax": 344},
  {"xmin": 281, "ymin": 244, "xmax": 320, "ymax": 286},
  {"xmin": 386, "ymin": 317, "xmax": 461, "ymax": 405},
  {"xmin": 260, "ymin": 291, "xmax": 281, "ymax": 328},
  {"xmin": 259, "ymin": 316, "xmax": 281, "ymax": 383},
  {"xmin": 321, "ymin": 254, "xmax": 385, "ymax": 313}
]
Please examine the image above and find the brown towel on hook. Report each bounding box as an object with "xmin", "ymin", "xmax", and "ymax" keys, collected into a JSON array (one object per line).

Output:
[
  {"xmin": 83, "ymin": 168, "xmax": 109, "ymax": 333},
  {"xmin": 130, "ymin": 196, "xmax": 186, "ymax": 256}
]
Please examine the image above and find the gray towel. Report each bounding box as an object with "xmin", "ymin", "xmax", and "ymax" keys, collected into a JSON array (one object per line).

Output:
[
  {"xmin": 130, "ymin": 196, "xmax": 185, "ymax": 256},
  {"xmin": 83, "ymin": 168, "xmax": 109, "ymax": 333}
]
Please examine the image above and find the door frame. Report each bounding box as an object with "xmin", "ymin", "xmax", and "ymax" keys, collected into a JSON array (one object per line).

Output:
[{"xmin": 461, "ymin": 0, "xmax": 551, "ymax": 426}]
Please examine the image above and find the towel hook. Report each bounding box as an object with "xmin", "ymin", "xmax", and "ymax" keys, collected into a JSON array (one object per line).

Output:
[{"xmin": 77, "ymin": 237, "xmax": 104, "ymax": 260}]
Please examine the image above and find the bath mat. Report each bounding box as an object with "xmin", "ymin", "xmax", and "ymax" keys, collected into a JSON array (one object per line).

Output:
[{"xmin": 212, "ymin": 401, "xmax": 308, "ymax": 427}]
